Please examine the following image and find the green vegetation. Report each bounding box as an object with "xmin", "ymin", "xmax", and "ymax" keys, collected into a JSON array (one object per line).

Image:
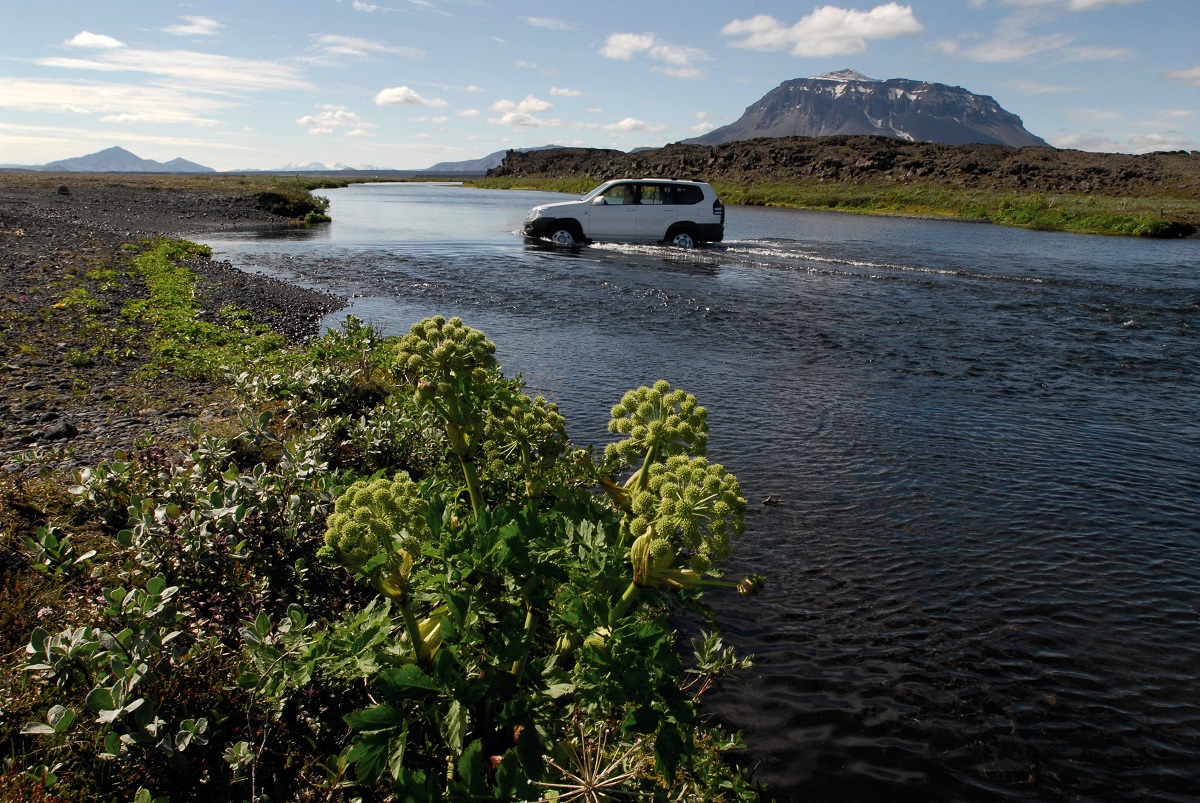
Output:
[
  {"xmin": 1, "ymin": 241, "xmax": 763, "ymax": 800},
  {"xmin": 121, "ymin": 239, "xmax": 288, "ymax": 380},
  {"xmin": 471, "ymin": 176, "xmax": 1199, "ymax": 238}
]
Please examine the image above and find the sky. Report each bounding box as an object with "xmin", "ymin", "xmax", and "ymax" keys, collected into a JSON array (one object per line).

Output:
[{"xmin": 1, "ymin": 1, "xmax": 1197, "ymax": 171}]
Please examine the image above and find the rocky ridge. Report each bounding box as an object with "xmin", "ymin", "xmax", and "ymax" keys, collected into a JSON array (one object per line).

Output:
[{"xmin": 489, "ymin": 135, "xmax": 1200, "ymax": 198}]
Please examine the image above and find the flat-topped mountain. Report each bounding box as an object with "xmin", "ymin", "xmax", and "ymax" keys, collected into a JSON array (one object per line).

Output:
[{"xmin": 685, "ymin": 69, "xmax": 1048, "ymax": 149}]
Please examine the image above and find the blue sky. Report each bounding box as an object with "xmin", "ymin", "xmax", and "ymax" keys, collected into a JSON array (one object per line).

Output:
[{"xmin": 1, "ymin": 1, "xmax": 1197, "ymax": 170}]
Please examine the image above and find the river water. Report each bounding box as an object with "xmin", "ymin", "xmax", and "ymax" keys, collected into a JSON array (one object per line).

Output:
[{"xmin": 202, "ymin": 182, "xmax": 1200, "ymax": 802}]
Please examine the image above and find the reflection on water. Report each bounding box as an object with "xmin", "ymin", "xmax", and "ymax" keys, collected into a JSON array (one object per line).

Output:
[{"xmin": 202, "ymin": 183, "xmax": 1200, "ymax": 802}]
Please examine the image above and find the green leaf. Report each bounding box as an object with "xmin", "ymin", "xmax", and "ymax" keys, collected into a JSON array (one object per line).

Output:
[
  {"xmin": 443, "ymin": 700, "xmax": 468, "ymax": 754},
  {"xmin": 104, "ymin": 731, "xmax": 122, "ymax": 755},
  {"xmin": 345, "ymin": 703, "xmax": 406, "ymax": 732},
  {"xmin": 456, "ymin": 739, "xmax": 487, "ymax": 795},
  {"xmin": 346, "ymin": 730, "xmax": 393, "ymax": 784},
  {"xmin": 378, "ymin": 665, "xmax": 439, "ymax": 696},
  {"xmin": 86, "ymin": 687, "xmax": 115, "ymax": 713},
  {"xmin": 48, "ymin": 705, "xmax": 75, "ymax": 733},
  {"xmin": 28, "ymin": 626, "xmax": 49, "ymax": 655},
  {"xmin": 20, "ymin": 723, "xmax": 56, "ymax": 736}
]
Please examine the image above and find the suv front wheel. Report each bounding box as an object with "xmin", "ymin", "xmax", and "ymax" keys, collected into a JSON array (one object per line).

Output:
[{"xmin": 549, "ymin": 224, "xmax": 581, "ymax": 248}]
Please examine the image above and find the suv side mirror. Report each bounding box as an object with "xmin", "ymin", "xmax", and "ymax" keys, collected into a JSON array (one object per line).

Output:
[{"xmin": 592, "ymin": 196, "xmax": 607, "ymax": 206}]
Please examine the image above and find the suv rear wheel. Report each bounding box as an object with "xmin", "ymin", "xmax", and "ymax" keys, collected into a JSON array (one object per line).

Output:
[{"xmin": 667, "ymin": 227, "xmax": 698, "ymax": 249}]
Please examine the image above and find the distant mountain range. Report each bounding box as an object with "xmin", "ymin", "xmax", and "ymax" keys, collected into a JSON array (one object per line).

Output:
[
  {"xmin": 11, "ymin": 146, "xmax": 218, "ymax": 173},
  {"xmin": 685, "ymin": 69, "xmax": 1047, "ymax": 148}
]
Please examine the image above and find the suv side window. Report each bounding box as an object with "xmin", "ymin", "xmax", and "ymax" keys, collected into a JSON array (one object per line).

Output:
[
  {"xmin": 639, "ymin": 184, "xmax": 665, "ymax": 205},
  {"xmin": 600, "ymin": 184, "xmax": 635, "ymax": 205}
]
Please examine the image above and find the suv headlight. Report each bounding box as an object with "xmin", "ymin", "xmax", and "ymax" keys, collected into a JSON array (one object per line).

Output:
[{"xmin": 526, "ymin": 206, "xmax": 546, "ymax": 221}]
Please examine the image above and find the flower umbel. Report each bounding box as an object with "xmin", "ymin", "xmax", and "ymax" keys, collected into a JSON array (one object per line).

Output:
[
  {"xmin": 605, "ymin": 380, "xmax": 707, "ymax": 494},
  {"xmin": 318, "ymin": 472, "xmax": 429, "ymax": 598}
]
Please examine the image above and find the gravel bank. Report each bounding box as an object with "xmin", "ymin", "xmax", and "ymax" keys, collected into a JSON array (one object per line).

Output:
[{"xmin": 0, "ymin": 176, "xmax": 347, "ymax": 474}]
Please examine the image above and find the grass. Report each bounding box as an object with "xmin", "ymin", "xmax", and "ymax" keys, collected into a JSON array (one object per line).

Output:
[{"xmin": 469, "ymin": 176, "xmax": 1200, "ymax": 238}]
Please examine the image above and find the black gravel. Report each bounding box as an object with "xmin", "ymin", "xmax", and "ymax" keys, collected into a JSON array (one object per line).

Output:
[{"xmin": 0, "ymin": 177, "xmax": 347, "ymax": 474}]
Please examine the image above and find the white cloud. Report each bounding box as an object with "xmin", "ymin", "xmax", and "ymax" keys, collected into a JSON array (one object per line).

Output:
[
  {"xmin": 488, "ymin": 112, "xmax": 562, "ymax": 128},
  {"xmin": 164, "ymin": 16, "xmax": 222, "ymax": 36},
  {"xmin": 1061, "ymin": 45, "xmax": 1133, "ymax": 61},
  {"xmin": 1064, "ymin": 107, "xmax": 1123, "ymax": 124},
  {"xmin": 37, "ymin": 49, "xmax": 311, "ymax": 92},
  {"xmin": 600, "ymin": 33, "xmax": 656, "ymax": 60},
  {"xmin": 599, "ymin": 33, "xmax": 706, "ymax": 77},
  {"xmin": 353, "ymin": 0, "xmax": 381, "ymax": 11},
  {"xmin": 459, "ymin": 108, "xmax": 481, "ymax": 117},
  {"xmin": 486, "ymin": 96, "xmax": 560, "ymax": 127},
  {"xmin": 464, "ymin": 85, "xmax": 485, "ymax": 93},
  {"xmin": 374, "ymin": 85, "xmax": 447, "ymax": 106},
  {"xmin": 550, "ymin": 87, "xmax": 581, "ymax": 97},
  {"xmin": 603, "ymin": 117, "xmax": 669, "ymax": 133},
  {"xmin": 1054, "ymin": 129, "xmax": 1194, "ymax": 154},
  {"xmin": 964, "ymin": 32, "xmax": 1072, "ymax": 61},
  {"xmin": 721, "ymin": 4, "xmax": 923, "ymax": 57},
  {"xmin": 1166, "ymin": 67, "xmax": 1200, "ymax": 87},
  {"xmin": 297, "ymin": 104, "xmax": 376, "ymax": 136},
  {"xmin": 522, "ymin": 16, "xmax": 577, "ymax": 30},
  {"xmin": 490, "ymin": 95, "xmax": 553, "ymax": 114},
  {"xmin": 314, "ymin": 35, "xmax": 424, "ymax": 59},
  {"xmin": 65, "ymin": 31, "xmax": 125, "ymax": 49},
  {"xmin": 0, "ymin": 77, "xmax": 230, "ymax": 125}
]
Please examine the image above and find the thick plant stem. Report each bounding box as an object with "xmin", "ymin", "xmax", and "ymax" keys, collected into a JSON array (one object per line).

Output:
[
  {"xmin": 510, "ymin": 607, "xmax": 537, "ymax": 677},
  {"xmin": 399, "ymin": 600, "xmax": 428, "ymax": 665},
  {"xmin": 460, "ymin": 459, "xmax": 486, "ymax": 523},
  {"xmin": 608, "ymin": 581, "xmax": 642, "ymax": 628}
]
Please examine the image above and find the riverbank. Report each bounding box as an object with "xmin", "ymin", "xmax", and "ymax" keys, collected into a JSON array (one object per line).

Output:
[
  {"xmin": 480, "ymin": 136, "xmax": 1200, "ymax": 238},
  {"xmin": 0, "ymin": 174, "xmax": 762, "ymax": 802},
  {"xmin": 0, "ymin": 173, "xmax": 346, "ymax": 473}
]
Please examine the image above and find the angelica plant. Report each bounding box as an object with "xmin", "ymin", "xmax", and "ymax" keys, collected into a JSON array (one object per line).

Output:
[
  {"xmin": 318, "ymin": 472, "xmax": 438, "ymax": 662},
  {"xmin": 482, "ymin": 390, "xmax": 569, "ymax": 503},
  {"xmin": 610, "ymin": 455, "xmax": 754, "ymax": 626},
  {"xmin": 394, "ymin": 315, "xmax": 502, "ymax": 517},
  {"xmin": 605, "ymin": 380, "xmax": 708, "ymax": 498}
]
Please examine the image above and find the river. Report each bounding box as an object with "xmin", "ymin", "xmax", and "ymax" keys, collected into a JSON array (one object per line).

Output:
[{"xmin": 201, "ymin": 182, "xmax": 1200, "ymax": 802}]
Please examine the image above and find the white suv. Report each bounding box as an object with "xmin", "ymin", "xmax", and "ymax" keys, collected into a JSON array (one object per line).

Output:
[{"xmin": 524, "ymin": 179, "xmax": 724, "ymax": 248}]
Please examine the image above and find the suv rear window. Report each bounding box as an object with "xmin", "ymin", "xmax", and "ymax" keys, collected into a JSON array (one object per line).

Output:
[{"xmin": 669, "ymin": 185, "xmax": 704, "ymax": 205}]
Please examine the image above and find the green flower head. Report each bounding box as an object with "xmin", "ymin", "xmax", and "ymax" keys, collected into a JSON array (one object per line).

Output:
[
  {"xmin": 604, "ymin": 380, "xmax": 707, "ymax": 470},
  {"xmin": 394, "ymin": 316, "xmax": 497, "ymax": 393},
  {"xmin": 319, "ymin": 472, "xmax": 429, "ymax": 580},
  {"xmin": 629, "ymin": 454, "xmax": 745, "ymax": 574}
]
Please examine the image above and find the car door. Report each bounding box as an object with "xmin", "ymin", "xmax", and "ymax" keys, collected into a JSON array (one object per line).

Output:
[
  {"xmin": 587, "ymin": 182, "xmax": 637, "ymax": 240},
  {"xmin": 634, "ymin": 183, "xmax": 677, "ymax": 242}
]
